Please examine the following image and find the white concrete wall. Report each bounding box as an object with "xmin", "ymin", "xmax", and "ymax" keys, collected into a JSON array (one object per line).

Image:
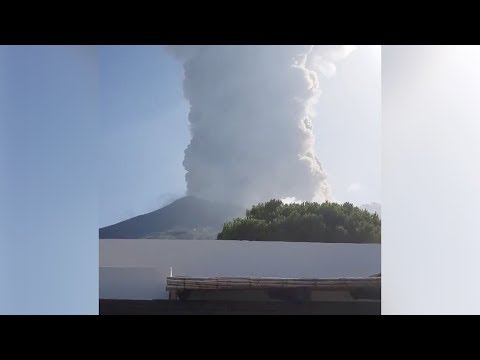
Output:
[{"xmin": 100, "ymin": 239, "xmax": 380, "ymax": 300}]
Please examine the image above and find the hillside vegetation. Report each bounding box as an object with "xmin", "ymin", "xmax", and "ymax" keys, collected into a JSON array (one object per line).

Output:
[{"xmin": 217, "ymin": 200, "xmax": 381, "ymax": 243}]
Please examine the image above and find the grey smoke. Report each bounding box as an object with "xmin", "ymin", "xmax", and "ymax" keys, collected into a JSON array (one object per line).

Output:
[{"xmin": 166, "ymin": 45, "xmax": 354, "ymax": 207}]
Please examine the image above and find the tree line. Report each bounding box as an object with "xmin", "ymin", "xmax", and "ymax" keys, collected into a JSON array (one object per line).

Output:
[{"xmin": 217, "ymin": 199, "xmax": 381, "ymax": 243}]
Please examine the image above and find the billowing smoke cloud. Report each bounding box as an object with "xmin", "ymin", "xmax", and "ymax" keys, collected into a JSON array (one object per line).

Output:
[{"xmin": 166, "ymin": 45, "xmax": 354, "ymax": 207}]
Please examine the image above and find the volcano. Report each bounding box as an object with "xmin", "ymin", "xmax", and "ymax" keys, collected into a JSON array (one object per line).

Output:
[{"xmin": 99, "ymin": 196, "xmax": 245, "ymax": 239}]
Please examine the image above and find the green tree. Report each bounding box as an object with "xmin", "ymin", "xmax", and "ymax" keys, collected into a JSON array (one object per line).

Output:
[{"xmin": 217, "ymin": 199, "xmax": 381, "ymax": 243}]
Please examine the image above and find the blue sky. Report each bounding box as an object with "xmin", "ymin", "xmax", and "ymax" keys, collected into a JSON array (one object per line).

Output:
[
  {"xmin": 99, "ymin": 45, "xmax": 381, "ymax": 226},
  {"xmin": 0, "ymin": 44, "xmax": 381, "ymax": 231},
  {"xmin": 0, "ymin": 46, "xmax": 98, "ymax": 314},
  {"xmin": 99, "ymin": 46, "xmax": 189, "ymax": 226}
]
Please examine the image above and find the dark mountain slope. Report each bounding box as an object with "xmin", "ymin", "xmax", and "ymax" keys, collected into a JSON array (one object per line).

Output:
[{"xmin": 99, "ymin": 196, "xmax": 245, "ymax": 239}]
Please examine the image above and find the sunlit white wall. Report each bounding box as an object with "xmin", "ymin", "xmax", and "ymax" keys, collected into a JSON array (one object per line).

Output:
[
  {"xmin": 100, "ymin": 239, "xmax": 381, "ymax": 300},
  {"xmin": 383, "ymin": 45, "xmax": 480, "ymax": 314}
]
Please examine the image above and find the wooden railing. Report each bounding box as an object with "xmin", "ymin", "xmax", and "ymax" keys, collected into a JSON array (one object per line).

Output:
[{"xmin": 166, "ymin": 276, "xmax": 381, "ymax": 291}]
